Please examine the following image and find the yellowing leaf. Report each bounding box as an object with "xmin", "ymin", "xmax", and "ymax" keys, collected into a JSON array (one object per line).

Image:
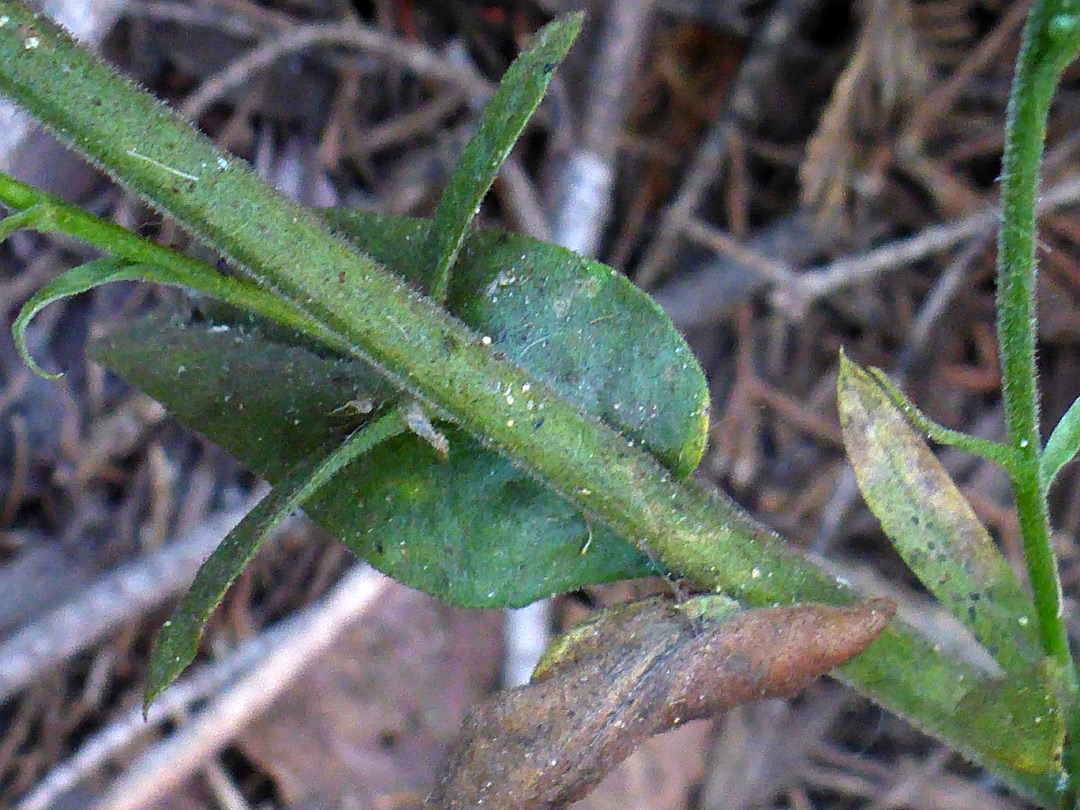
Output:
[{"xmin": 838, "ymin": 353, "xmax": 1040, "ymax": 675}]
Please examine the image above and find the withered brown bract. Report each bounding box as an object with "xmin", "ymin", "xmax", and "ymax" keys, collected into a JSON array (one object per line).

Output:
[{"xmin": 425, "ymin": 597, "xmax": 894, "ymax": 809}]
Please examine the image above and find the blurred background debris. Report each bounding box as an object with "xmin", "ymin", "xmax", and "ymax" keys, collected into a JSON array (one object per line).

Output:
[{"xmin": 3, "ymin": 0, "xmax": 1078, "ymax": 807}]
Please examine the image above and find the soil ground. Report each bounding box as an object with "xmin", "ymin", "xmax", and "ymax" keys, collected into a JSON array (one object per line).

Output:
[{"xmin": 2, "ymin": 0, "xmax": 1078, "ymax": 808}]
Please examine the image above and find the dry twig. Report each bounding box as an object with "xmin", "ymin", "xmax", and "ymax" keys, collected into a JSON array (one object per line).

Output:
[
  {"xmin": 0, "ymin": 499, "xmax": 261, "ymax": 703},
  {"xmin": 180, "ymin": 21, "xmax": 491, "ymax": 122},
  {"xmin": 16, "ymin": 595, "xmax": 291, "ymax": 810},
  {"xmin": 635, "ymin": 0, "xmax": 821, "ymax": 286},
  {"xmin": 774, "ymin": 175, "xmax": 1080, "ymax": 317},
  {"xmin": 87, "ymin": 566, "xmax": 390, "ymax": 810}
]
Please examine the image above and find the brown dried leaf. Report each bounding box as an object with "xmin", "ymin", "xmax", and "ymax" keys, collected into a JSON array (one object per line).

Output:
[{"xmin": 424, "ymin": 597, "xmax": 895, "ymax": 810}]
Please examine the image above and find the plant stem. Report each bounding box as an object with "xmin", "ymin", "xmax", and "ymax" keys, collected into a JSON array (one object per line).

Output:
[
  {"xmin": 0, "ymin": 173, "xmax": 354, "ymax": 360},
  {"xmin": 867, "ymin": 367, "xmax": 1017, "ymax": 470},
  {"xmin": 999, "ymin": 0, "xmax": 1078, "ymax": 669},
  {"xmin": 0, "ymin": 2, "xmax": 1064, "ymax": 799},
  {"xmin": 997, "ymin": 1, "xmax": 1080, "ymax": 803}
]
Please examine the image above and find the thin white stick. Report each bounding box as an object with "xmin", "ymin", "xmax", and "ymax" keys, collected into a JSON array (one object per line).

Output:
[
  {"xmin": 86, "ymin": 566, "xmax": 390, "ymax": 810},
  {"xmin": 17, "ymin": 578, "xmax": 307, "ymax": 810},
  {"xmin": 550, "ymin": 0, "xmax": 655, "ymax": 256},
  {"xmin": 0, "ymin": 498, "xmax": 262, "ymax": 703},
  {"xmin": 202, "ymin": 758, "xmax": 255, "ymax": 810}
]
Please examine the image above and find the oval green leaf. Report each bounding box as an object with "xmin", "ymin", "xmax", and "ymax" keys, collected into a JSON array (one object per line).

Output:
[
  {"xmin": 93, "ymin": 209, "xmax": 706, "ymax": 613},
  {"xmin": 325, "ymin": 210, "xmax": 710, "ymax": 477},
  {"xmin": 92, "ymin": 311, "xmax": 658, "ymax": 607}
]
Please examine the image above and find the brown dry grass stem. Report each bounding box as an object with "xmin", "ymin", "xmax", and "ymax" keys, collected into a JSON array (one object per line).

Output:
[{"xmin": 635, "ymin": 0, "xmax": 822, "ymax": 286}]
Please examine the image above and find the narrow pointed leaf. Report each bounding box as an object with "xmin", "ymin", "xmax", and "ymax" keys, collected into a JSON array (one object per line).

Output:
[
  {"xmin": 422, "ymin": 15, "xmax": 581, "ymax": 300},
  {"xmin": 0, "ymin": 203, "xmax": 53, "ymax": 241},
  {"xmin": 1042, "ymin": 394, "xmax": 1080, "ymax": 489},
  {"xmin": 14, "ymin": 252, "xmax": 334, "ymax": 378},
  {"xmin": 15, "ymin": 259, "xmax": 172, "ymax": 377},
  {"xmin": 866, "ymin": 367, "xmax": 1014, "ymax": 469},
  {"xmin": 145, "ymin": 408, "xmax": 407, "ymax": 708},
  {"xmin": 838, "ymin": 353, "xmax": 1041, "ymax": 674}
]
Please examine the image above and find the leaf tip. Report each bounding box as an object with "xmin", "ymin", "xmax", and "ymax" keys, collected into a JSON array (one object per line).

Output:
[
  {"xmin": 144, "ymin": 615, "xmax": 199, "ymax": 713},
  {"xmin": 863, "ymin": 596, "xmax": 898, "ymax": 625},
  {"xmin": 836, "ymin": 348, "xmax": 862, "ymax": 389},
  {"xmin": 836, "ymin": 347, "xmax": 861, "ymax": 378},
  {"xmin": 565, "ymin": 9, "xmax": 585, "ymax": 30},
  {"xmin": 13, "ymin": 310, "xmax": 63, "ymax": 379},
  {"xmin": 535, "ymin": 11, "xmax": 584, "ymax": 57},
  {"xmin": 142, "ymin": 684, "xmax": 158, "ymax": 718}
]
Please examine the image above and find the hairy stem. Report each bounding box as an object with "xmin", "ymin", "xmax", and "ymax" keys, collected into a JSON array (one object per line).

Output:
[
  {"xmin": 996, "ymin": 2, "xmax": 1080, "ymax": 804},
  {"xmin": 998, "ymin": 0, "xmax": 1078, "ymax": 672},
  {"xmin": 0, "ymin": 2, "xmax": 1065, "ymax": 800}
]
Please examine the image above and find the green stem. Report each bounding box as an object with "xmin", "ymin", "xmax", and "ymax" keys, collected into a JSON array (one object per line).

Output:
[
  {"xmin": 0, "ymin": 3, "xmax": 1064, "ymax": 800},
  {"xmin": 0, "ymin": 173, "xmax": 356, "ymax": 360},
  {"xmin": 998, "ymin": 0, "xmax": 1079, "ymax": 676},
  {"xmin": 997, "ymin": 2, "xmax": 1080, "ymax": 803},
  {"xmin": 868, "ymin": 367, "xmax": 1017, "ymax": 470}
]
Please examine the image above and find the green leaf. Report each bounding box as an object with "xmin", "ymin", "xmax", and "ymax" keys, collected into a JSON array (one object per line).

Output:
[
  {"xmin": 863, "ymin": 367, "xmax": 1014, "ymax": 470},
  {"xmin": 955, "ymin": 658, "xmax": 1064, "ymax": 776},
  {"xmin": 94, "ymin": 211, "xmax": 706, "ymax": 610},
  {"xmin": 28, "ymin": 213, "xmax": 702, "ymax": 609},
  {"xmin": 1042, "ymin": 394, "xmax": 1080, "ymax": 489},
  {"xmin": 838, "ymin": 353, "xmax": 1041, "ymax": 675},
  {"xmin": 145, "ymin": 408, "xmax": 407, "ymax": 707},
  {"xmin": 0, "ymin": 203, "xmax": 54, "ymax": 242},
  {"xmin": 92, "ymin": 312, "xmax": 657, "ymax": 607},
  {"xmin": 325, "ymin": 210, "xmax": 710, "ymax": 477},
  {"xmin": 13, "ymin": 249, "xmax": 339, "ymax": 378},
  {"xmin": 422, "ymin": 14, "xmax": 581, "ymax": 301},
  {"xmin": 15, "ymin": 257, "xmax": 161, "ymax": 378},
  {"xmin": 4, "ymin": 5, "xmax": 1070, "ymax": 798}
]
